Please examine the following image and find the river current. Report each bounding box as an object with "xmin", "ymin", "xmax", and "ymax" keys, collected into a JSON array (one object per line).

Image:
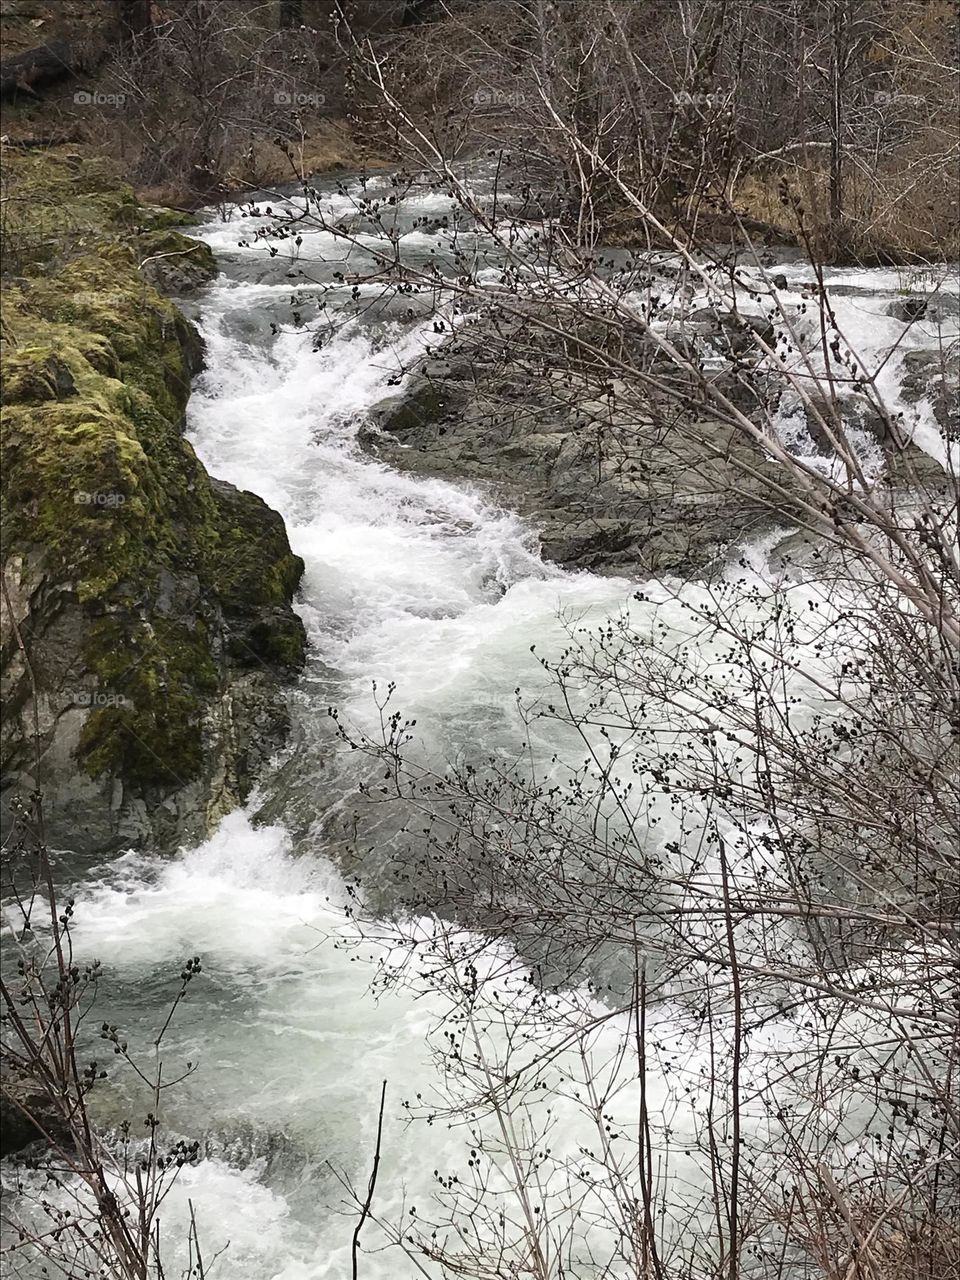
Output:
[{"xmin": 4, "ymin": 172, "xmax": 957, "ymax": 1277}]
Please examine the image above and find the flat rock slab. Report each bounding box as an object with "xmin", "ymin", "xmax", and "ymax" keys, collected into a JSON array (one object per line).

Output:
[{"xmin": 366, "ymin": 347, "xmax": 791, "ymax": 577}]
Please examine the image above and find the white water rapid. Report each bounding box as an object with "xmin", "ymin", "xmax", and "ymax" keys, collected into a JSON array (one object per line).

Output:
[{"xmin": 3, "ymin": 174, "xmax": 956, "ymax": 1278}]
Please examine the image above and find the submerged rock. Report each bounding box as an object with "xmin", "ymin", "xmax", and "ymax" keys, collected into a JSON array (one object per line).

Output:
[
  {"xmin": 888, "ymin": 296, "xmax": 929, "ymax": 323},
  {"xmin": 887, "ymin": 292, "xmax": 960, "ymax": 326}
]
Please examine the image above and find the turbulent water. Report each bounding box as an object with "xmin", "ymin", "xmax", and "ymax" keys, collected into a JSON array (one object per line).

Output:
[{"xmin": 4, "ymin": 173, "xmax": 957, "ymax": 1277}]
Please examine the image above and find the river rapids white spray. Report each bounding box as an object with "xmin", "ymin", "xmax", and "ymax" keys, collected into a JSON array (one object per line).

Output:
[{"xmin": 3, "ymin": 176, "xmax": 954, "ymax": 1278}]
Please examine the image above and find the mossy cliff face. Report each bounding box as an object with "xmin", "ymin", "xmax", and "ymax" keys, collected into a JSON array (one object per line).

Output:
[{"xmin": 1, "ymin": 151, "xmax": 306, "ymax": 854}]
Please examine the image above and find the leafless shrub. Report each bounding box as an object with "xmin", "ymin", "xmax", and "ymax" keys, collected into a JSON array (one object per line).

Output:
[
  {"xmin": 236, "ymin": 15, "xmax": 959, "ymax": 1273},
  {"xmin": 0, "ymin": 585, "xmax": 208, "ymax": 1279}
]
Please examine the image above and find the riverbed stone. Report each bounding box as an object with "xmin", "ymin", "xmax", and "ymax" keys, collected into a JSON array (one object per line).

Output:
[
  {"xmin": 900, "ymin": 348, "xmax": 960, "ymax": 439},
  {"xmin": 365, "ymin": 325, "xmax": 789, "ymax": 576},
  {"xmin": 0, "ymin": 1066, "xmax": 71, "ymax": 1159},
  {"xmin": 887, "ymin": 292, "xmax": 960, "ymax": 325}
]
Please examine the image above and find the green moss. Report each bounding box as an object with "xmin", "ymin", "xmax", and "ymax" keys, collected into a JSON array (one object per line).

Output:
[
  {"xmin": 136, "ymin": 225, "xmax": 207, "ymax": 251},
  {"xmin": 209, "ymin": 480, "xmax": 306, "ymax": 610},
  {"xmin": 0, "ymin": 152, "xmax": 140, "ymax": 274},
  {"xmin": 0, "ymin": 348, "xmax": 77, "ymax": 404},
  {"xmin": 210, "ymin": 480, "xmax": 307, "ymax": 673},
  {"xmin": 137, "ymin": 206, "xmax": 201, "ymax": 231},
  {"xmin": 76, "ymin": 616, "xmax": 220, "ymax": 788},
  {"xmin": 6, "ymin": 250, "xmax": 204, "ymax": 421},
  {"xmin": 1, "ymin": 149, "xmax": 304, "ymax": 794},
  {"xmin": 0, "ymin": 313, "xmax": 213, "ymax": 600}
]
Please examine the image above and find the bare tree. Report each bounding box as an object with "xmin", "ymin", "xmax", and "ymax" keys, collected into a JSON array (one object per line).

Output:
[
  {"xmin": 102, "ymin": 0, "xmax": 350, "ymax": 199},
  {"xmin": 1, "ymin": 595, "xmax": 207, "ymax": 1279},
  {"xmin": 239, "ymin": 13, "xmax": 958, "ymax": 1275}
]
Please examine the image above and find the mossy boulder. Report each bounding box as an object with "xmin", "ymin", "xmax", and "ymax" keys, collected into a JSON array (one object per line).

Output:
[
  {"xmin": 137, "ymin": 229, "xmax": 218, "ymax": 296},
  {"xmin": 1, "ymin": 150, "xmax": 306, "ymax": 854}
]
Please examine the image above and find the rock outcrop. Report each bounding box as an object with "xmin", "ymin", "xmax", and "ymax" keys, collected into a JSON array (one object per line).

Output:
[
  {"xmin": 1, "ymin": 151, "xmax": 306, "ymax": 854},
  {"xmin": 0, "ymin": 1065, "xmax": 71, "ymax": 1158},
  {"xmin": 900, "ymin": 347, "xmax": 960, "ymax": 439},
  {"xmin": 364, "ymin": 322, "xmax": 788, "ymax": 576}
]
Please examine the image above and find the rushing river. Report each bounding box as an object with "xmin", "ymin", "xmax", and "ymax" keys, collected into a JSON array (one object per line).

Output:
[{"xmin": 4, "ymin": 172, "xmax": 957, "ymax": 1277}]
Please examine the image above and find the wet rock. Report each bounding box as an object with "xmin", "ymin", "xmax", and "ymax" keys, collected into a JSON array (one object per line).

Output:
[
  {"xmin": 822, "ymin": 283, "xmax": 888, "ymax": 299},
  {"xmin": 931, "ymin": 291, "xmax": 960, "ymax": 318},
  {"xmin": 798, "ymin": 393, "xmax": 889, "ymax": 453},
  {"xmin": 887, "ymin": 293, "xmax": 960, "ymax": 325},
  {"xmin": 682, "ymin": 307, "xmax": 775, "ymax": 356},
  {"xmin": 370, "ymin": 377, "xmax": 465, "ymax": 437},
  {"xmin": 364, "ymin": 331, "xmax": 791, "ymax": 577},
  {"xmin": 900, "ymin": 348, "xmax": 960, "ymax": 439},
  {"xmin": 1, "ymin": 483, "xmax": 306, "ymax": 856},
  {"xmin": 0, "ymin": 1065, "xmax": 71, "ymax": 1158},
  {"xmin": 888, "ymin": 296, "xmax": 928, "ymax": 322},
  {"xmin": 1, "ymin": 161, "xmax": 304, "ymax": 856},
  {"xmin": 137, "ymin": 229, "xmax": 218, "ymax": 296}
]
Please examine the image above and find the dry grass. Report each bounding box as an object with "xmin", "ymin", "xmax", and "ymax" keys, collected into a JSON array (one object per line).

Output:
[
  {"xmin": 0, "ymin": 0, "xmax": 113, "ymax": 59},
  {"xmin": 1, "ymin": 1, "xmax": 389, "ymax": 207},
  {"xmin": 734, "ymin": 148, "xmax": 960, "ymax": 265},
  {"xmin": 221, "ymin": 118, "xmax": 392, "ymax": 191},
  {"xmin": 132, "ymin": 116, "xmax": 392, "ymax": 207}
]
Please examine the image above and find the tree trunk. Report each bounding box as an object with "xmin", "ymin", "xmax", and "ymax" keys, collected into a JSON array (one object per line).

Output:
[{"xmin": 829, "ymin": 0, "xmax": 847, "ymax": 258}]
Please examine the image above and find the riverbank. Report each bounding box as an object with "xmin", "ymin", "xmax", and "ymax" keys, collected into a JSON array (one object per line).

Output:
[
  {"xmin": 2, "ymin": 0, "xmax": 955, "ymax": 267},
  {"xmin": 0, "ymin": 148, "xmax": 307, "ymax": 855}
]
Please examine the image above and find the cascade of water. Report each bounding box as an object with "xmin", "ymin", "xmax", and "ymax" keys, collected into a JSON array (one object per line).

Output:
[{"xmin": 5, "ymin": 176, "xmax": 951, "ymax": 1279}]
